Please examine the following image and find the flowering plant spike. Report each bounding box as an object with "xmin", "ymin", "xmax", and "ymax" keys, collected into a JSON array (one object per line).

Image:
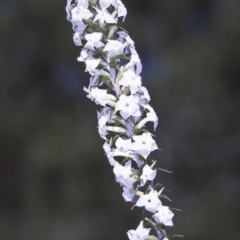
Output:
[{"xmin": 66, "ymin": 0, "xmax": 176, "ymax": 239}]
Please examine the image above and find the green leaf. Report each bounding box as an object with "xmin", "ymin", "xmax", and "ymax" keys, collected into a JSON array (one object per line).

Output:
[
  {"xmin": 98, "ymin": 69, "xmax": 110, "ymax": 78},
  {"xmin": 121, "ymin": 157, "xmax": 131, "ymax": 165},
  {"xmin": 117, "ymin": 25, "xmax": 129, "ymax": 33},
  {"xmin": 159, "ymin": 227, "xmax": 167, "ymax": 236},
  {"xmin": 160, "ymin": 194, "xmax": 172, "ymax": 202},
  {"xmin": 156, "ymin": 167, "xmax": 172, "ymax": 173},
  {"xmin": 101, "ymin": 76, "xmax": 113, "ymax": 88},
  {"xmin": 141, "ymin": 210, "xmax": 149, "ymax": 220},
  {"xmin": 169, "ymin": 207, "xmax": 181, "ymax": 212},
  {"xmin": 111, "ymin": 115, "xmax": 124, "ymax": 124},
  {"xmin": 133, "ymin": 128, "xmax": 148, "ymax": 135},
  {"xmin": 169, "ymin": 234, "xmax": 184, "ymax": 239},
  {"xmin": 117, "ymin": 54, "xmax": 130, "ymax": 60},
  {"xmin": 145, "ymin": 236, "xmax": 159, "ymax": 240},
  {"xmin": 145, "ymin": 218, "xmax": 157, "ymax": 227},
  {"xmin": 154, "ymin": 183, "xmax": 164, "ymax": 191}
]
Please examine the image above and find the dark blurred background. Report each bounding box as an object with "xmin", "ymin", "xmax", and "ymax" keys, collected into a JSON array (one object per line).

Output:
[{"xmin": 0, "ymin": 0, "xmax": 240, "ymax": 239}]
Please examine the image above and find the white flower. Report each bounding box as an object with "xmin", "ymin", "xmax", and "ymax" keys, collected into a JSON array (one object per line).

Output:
[
  {"xmin": 116, "ymin": 0, "xmax": 127, "ymax": 19},
  {"xmin": 113, "ymin": 161, "xmax": 136, "ymax": 187},
  {"xmin": 97, "ymin": 108, "xmax": 111, "ymax": 140},
  {"xmin": 103, "ymin": 40, "xmax": 125, "ymax": 57},
  {"xmin": 115, "ymin": 95, "xmax": 141, "ymax": 119},
  {"xmin": 85, "ymin": 32, "xmax": 104, "ymax": 51},
  {"xmin": 132, "ymin": 153, "xmax": 144, "ymax": 169},
  {"xmin": 99, "ymin": 0, "xmax": 117, "ymax": 9},
  {"xmin": 103, "ymin": 142, "xmax": 118, "ymax": 166},
  {"xmin": 125, "ymin": 48, "xmax": 142, "ymax": 75},
  {"xmin": 137, "ymin": 86, "xmax": 151, "ymax": 105},
  {"xmin": 94, "ymin": 8, "xmax": 117, "ymax": 28},
  {"xmin": 153, "ymin": 206, "xmax": 174, "ymax": 226},
  {"xmin": 97, "ymin": 107, "xmax": 116, "ymax": 139},
  {"xmin": 145, "ymin": 105, "xmax": 158, "ymax": 131},
  {"xmin": 99, "ymin": 0, "xmax": 127, "ymax": 19},
  {"xmin": 132, "ymin": 132, "xmax": 158, "ymax": 159},
  {"xmin": 127, "ymin": 221, "xmax": 151, "ymax": 240},
  {"xmin": 71, "ymin": 6, "xmax": 93, "ymax": 23},
  {"xmin": 77, "ymin": 48, "xmax": 92, "ymax": 62},
  {"xmin": 66, "ymin": 0, "xmax": 77, "ymax": 21},
  {"xmin": 115, "ymin": 136, "xmax": 132, "ymax": 152},
  {"xmin": 140, "ymin": 164, "xmax": 157, "ymax": 186},
  {"xmin": 68, "ymin": 5, "xmax": 93, "ymax": 35},
  {"xmin": 73, "ymin": 32, "xmax": 82, "ymax": 46},
  {"xmin": 122, "ymin": 187, "xmax": 136, "ymax": 202},
  {"xmin": 85, "ymin": 58, "xmax": 101, "ymax": 76},
  {"xmin": 118, "ymin": 31, "xmax": 135, "ymax": 48},
  {"xmin": 73, "ymin": 21, "xmax": 87, "ymax": 35},
  {"xmin": 77, "ymin": 0, "xmax": 89, "ymax": 8},
  {"xmin": 135, "ymin": 189, "xmax": 162, "ymax": 213},
  {"xmin": 84, "ymin": 87, "xmax": 110, "ymax": 106},
  {"xmin": 119, "ymin": 68, "xmax": 142, "ymax": 94},
  {"xmin": 98, "ymin": 116, "xmax": 108, "ymax": 139}
]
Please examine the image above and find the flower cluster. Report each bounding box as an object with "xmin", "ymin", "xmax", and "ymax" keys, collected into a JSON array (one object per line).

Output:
[{"xmin": 66, "ymin": 0, "xmax": 174, "ymax": 239}]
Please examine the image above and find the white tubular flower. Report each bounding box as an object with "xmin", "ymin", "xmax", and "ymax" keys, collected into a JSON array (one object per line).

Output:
[
  {"xmin": 98, "ymin": 115, "xmax": 108, "ymax": 140},
  {"xmin": 126, "ymin": 48, "xmax": 142, "ymax": 75},
  {"xmin": 73, "ymin": 32, "xmax": 82, "ymax": 46},
  {"xmin": 94, "ymin": 8, "xmax": 117, "ymax": 27},
  {"xmin": 127, "ymin": 221, "xmax": 151, "ymax": 240},
  {"xmin": 85, "ymin": 32, "xmax": 104, "ymax": 51},
  {"xmin": 140, "ymin": 164, "xmax": 157, "ymax": 186},
  {"xmin": 115, "ymin": 95, "xmax": 141, "ymax": 119},
  {"xmin": 103, "ymin": 142, "xmax": 118, "ymax": 166},
  {"xmin": 66, "ymin": 1, "xmax": 177, "ymax": 239},
  {"xmin": 97, "ymin": 107, "xmax": 111, "ymax": 140},
  {"xmin": 116, "ymin": 0, "xmax": 127, "ymax": 19},
  {"xmin": 132, "ymin": 132, "xmax": 158, "ymax": 159},
  {"xmin": 77, "ymin": 0, "xmax": 89, "ymax": 8},
  {"xmin": 145, "ymin": 104, "xmax": 158, "ymax": 131},
  {"xmin": 99, "ymin": 0, "xmax": 117, "ymax": 10},
  {"xmin": 113, "ymin": 161, "xmax": 136, "ymax": 188},
  {"xmin": 71, "ymin": 6, "xmax": 93, "ymax": 23},
  {"xmin": 153, "ymin": 206, "xmax": 174, "ymax": 226},
  {"xmin": 119, "ymin": 68, "xmax": 142, "ymax": 94},
  {"xmin": 85, "ymin": 58, "xmax": 101, "ymax": 76},
  {"xmin": 118, "ymin": 31, "xmax": 135, "ymax": 48},
  {"xmin": 122, "ymin": 187, "xmax": 136, "ymax": 202},
  {"xmin": 137, "ymin": 86, "xmax": 151, "ymax": 105},
  {"xmin": 77, "ymin": 48, "xmax": 91, "ymax": 62},
  {"xmin": 84, "ymin": 87, "xmax": 110, "ymax": 106},
  {"xmin": 66, "ymin": 0, "xmax": 74, "ymax": 21},
  {"xmin": 103, "ymin": 40, "xmax": 125, "ymax": 57},
  {"xmin": 73, "ymin": 21, "xmax": 87, "ymax": 36},
  {"xmin": 135, "ymin": 189, "xmax": 162, "ymax": 213},
  {"xmin": 115, "ymin": 136, "xmax": 132, "ymax": 152},
  {"xmin": 99, "ymin": 0, "xmax": 127, "ymax": 19}
]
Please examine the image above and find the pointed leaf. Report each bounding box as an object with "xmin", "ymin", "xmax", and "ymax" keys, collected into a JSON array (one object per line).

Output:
[
  {"xmin": 160, "ymin": 194, "xmax": 172, "ymax": 202},
  {"xmin": 145, "ymin": 236, "xmax": 159, "ymax": 240},
  {"xmin": 157, "ymin": 167, "xmax": 172, "ymax": 173}
]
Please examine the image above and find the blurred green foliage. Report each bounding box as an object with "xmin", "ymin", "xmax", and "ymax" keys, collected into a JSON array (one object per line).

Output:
[{"xmin": 0, "ymin": 0, "xmax": 240, "ymax": 239}]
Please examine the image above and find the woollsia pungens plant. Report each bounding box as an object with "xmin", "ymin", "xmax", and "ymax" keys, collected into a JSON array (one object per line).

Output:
[{"xmin": 66, "ymin": 1, "xmax": 177, "ymax": 239}]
